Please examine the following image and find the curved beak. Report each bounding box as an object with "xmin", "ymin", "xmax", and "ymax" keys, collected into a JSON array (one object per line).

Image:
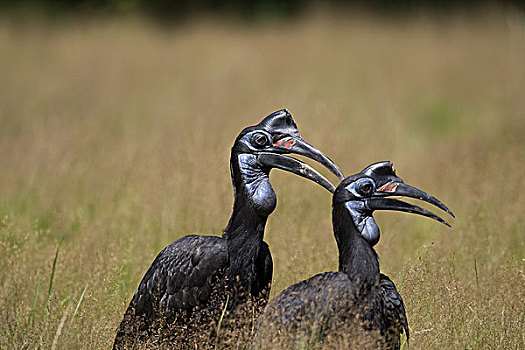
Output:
[
  {"xmin": 257, "ymin": 153, "xmax": 336, "ymax": 193},
  {"xmin": 375, "ymin": 181, "xmax": 454, "ymax": 218},
  {"xmin": 272, "ymin": 136, "xmax": 344, "ymax": 180},
  {"xmin": 364, "ymin": 181, "xmax": 454, "ymax": 226},
  {"xmin": 365, "ymin": 198, "xmax": 451, "ymax": 227}
]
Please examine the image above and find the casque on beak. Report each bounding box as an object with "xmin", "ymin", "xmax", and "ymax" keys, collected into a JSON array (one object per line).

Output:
[
  {"xmin": 340, "ymin": 161, "xmax": 454, "ymax": 245},
  {"xmin": 246, "ymin": 108, "xmax": 343, "ymax": 193}
]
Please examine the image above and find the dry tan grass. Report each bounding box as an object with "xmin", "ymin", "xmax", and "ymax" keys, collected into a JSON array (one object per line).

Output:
[{"xmin": 0, "ymin": 8, "xmax": 524, "ymax": 349}]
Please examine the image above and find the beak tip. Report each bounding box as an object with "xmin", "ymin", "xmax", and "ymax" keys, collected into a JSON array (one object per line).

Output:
[{"xmin": 332, "ymin": 166, "xmax": 344, "ymax": 180}]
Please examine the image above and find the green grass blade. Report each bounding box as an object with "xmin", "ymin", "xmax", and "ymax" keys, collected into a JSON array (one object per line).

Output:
[
  {"xmin": 29, "ymin": 272, "xmax": 41, "ymax": 327},
  {"xmin": 44, "ymin": 237, "xmax": 64, "ymax": 321},
  {"xmin": 215, "ymin": 295, "xmax": 229, "ymax": 349},
  {"xmin": 69, "ymin": 283, "xmax": 88, "ymax": 328}
]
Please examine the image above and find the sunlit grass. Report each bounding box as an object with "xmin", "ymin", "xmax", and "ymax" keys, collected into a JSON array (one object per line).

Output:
[{"xmin": 0, "ymin": 9, "xmax": 524, "ymax": 349}]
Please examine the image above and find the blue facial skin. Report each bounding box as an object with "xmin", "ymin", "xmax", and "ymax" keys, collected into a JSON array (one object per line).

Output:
[
  {"xmin": 345, "ymin": 201, "xmax": 380, "ymax": 246},
  {"xmin": 237, "ymin": 154, "xmax": 277, "ymax": 217},
  {"xmin": 239, "ymin": 130, "xmax": 273, "ymax": 153},
  {"xmin": 344, "ymin": 178, "xmax": 380, "ymax": 246}
]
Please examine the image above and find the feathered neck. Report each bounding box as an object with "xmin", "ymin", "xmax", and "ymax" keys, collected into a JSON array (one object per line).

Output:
[
  {"xmin": 332, "ymin": 203, "xmax": 380, "ymax": 287},
  {"xmin": 223, "ymin": 151, "xmax": 271, "ymax": 286}
]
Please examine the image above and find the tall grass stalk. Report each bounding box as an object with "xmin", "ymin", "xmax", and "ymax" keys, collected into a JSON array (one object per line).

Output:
[
  {"xmin": 44, "ymin": 237, "xmax": 64, "ymax": 322},
  {"xmin": 215, "ymin": 295, "xmax": 229, "ymax": 349},
  {"xmin": 29, "ymin": 272, "xmax": 41, "ymax": 327},
  {"xmin": 69, "ymin": 283, "xmax": 89, "ymax": 329},
  {"xmin": 51, "ymin": 305, "xmax": 71, "ymax": 350}
]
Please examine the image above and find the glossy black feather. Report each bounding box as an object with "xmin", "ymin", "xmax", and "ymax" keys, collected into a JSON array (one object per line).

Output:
[
  {"xmin": 113, "ymin": 110, "xmax": 341, "ymax": 349},
  {"xmin": 379, "ymin": 273, "xmax": 409, "ymax": 348},
  {"xmin": 114, "ymin": 235, "xmax": 272, "ymax": 349},
  {"xmin": 113, "ymin": 236, "xmax": 232, "ymax": 347},
  {"xmin": 134, "ymin": 235, "xmax": 229, "ymax": 315},
  {"xmin": 252, "ymin": 272, "xmax": 408, "ymax": 349},
  {"xmin": 251, "ymin": 172, "xmax": 411, "ymax": 350}
]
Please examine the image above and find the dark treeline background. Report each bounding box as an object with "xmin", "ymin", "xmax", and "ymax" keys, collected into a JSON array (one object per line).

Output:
[{"xmin": 1, "ymin": 0, "xmax": 523, "ymax": 21}]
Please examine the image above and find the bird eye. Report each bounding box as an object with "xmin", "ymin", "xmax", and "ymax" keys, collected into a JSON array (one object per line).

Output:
[
  {"xmin": 251, "ymin": 132, "xmax": 270, "ymax": 148},
  {"xmin": 285, "ymin": 116, "xmax": 293, "ymax": 126},
  {"xmin": 359, "ymin": 182, "xmax": 373, "ymax": 194},
  {"xmin": 345, "ymin": 178, "xmax": 376, "ymax": 198},
  {"xmin": 355, "ymin": 178, "xmax": 376, "ymax": 196}
]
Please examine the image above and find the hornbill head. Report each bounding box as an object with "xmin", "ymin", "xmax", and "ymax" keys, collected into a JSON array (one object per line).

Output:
[
  {"xmin": 230, "ymin": 109, "xmax": 343, "ymax": 216},
  {"xmin": 333, "ymin": 161, "xmax": 454, "ymax": 246}
]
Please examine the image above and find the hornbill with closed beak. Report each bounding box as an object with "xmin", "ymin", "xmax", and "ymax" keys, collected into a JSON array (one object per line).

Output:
[
  {"xmin": 113, "ymin": 109, "xmax": 344, "ymax": 349},
  {"xmin": 251, "ymin": 161, "xmax": 454, "ymax": 349}
]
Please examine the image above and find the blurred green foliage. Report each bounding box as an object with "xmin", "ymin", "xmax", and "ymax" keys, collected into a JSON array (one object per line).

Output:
[
  {"xmin": 1, "ymin": 0, "xmax": 523, "ymax": 21},
  {"xmin": 412, "ymin": 98, "xmax": 460, "ymax": 138}
]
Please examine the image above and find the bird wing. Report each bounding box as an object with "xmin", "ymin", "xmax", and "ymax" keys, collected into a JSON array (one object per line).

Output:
[
  {"xmin": 131, "ymin": 234, "xmax": 230, "ymax": 317},
  {"xmin": 252, "ymin": 272, "xmax": 353, "ymax": 345},
  {"xmin": 379, "ymin": 273, "xmax": 409, "ymax": 345}
]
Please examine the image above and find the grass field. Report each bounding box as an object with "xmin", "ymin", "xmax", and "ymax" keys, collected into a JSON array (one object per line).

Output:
[{"xmin": 0, "ymin": 9, "xmax": 524, "ymax": 349}]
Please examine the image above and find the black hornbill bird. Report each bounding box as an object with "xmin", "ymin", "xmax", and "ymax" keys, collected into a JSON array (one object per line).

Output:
[
  {"xmin": 251, "ymin": 161, "xmax": 454, "ymax": 349},
  {"xmin": 113, "ymin": 109, "xmax": 344, "ymax": 349}
]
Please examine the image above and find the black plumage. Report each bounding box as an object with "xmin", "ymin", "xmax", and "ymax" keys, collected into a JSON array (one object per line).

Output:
[
  {"xmin": 113, "ymin": 109, "xmax": 343, "ymax": 349},
  {"xmin": 252, "ymin": 161, "xmax": 454, "ymax": 349}
]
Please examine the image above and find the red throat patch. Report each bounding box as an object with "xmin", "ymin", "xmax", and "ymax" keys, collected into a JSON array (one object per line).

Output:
[{"xmin": 378, "ymin": 182, "xmax": 399, "ymax": 193}]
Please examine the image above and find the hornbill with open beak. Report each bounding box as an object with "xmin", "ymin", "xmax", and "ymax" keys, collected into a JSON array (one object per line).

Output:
[
  {"xmin": 113, "ymin": 109, "xmax": 344, "ymax": 349},
  {"xmin": 251, "ymin": 161, "xmax": 454, "ymax": 349}
]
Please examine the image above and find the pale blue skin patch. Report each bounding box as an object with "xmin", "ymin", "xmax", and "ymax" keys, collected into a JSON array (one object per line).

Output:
[
  {"xmin": 237, "ymin": 154, "xmax": 277, "ymax": 217},
  {"xmin": 345, "ymin": 178, "xmax": 380, "ymax": 246},
  {"xmin": 345, "ymin": 178, "xmax": 376, "ymax": 198},
  {"xmin": 239, "ymin": 130, "xmax": 273, "ymax": 152},
  {"xmin": 345, "ymin": 201, "xmax": 380, "ymax": 246}
]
